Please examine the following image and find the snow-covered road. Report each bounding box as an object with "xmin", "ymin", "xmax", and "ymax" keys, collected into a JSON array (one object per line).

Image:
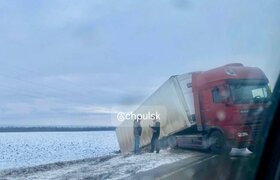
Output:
[{"xmin": 0, "ymin": 148, "xmax": 252, "ymax": 180}]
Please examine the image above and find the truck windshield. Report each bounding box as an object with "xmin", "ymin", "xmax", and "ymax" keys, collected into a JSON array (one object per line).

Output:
[{"xmin": 230, "ymin": 84, "xmax": 271, "ymax": 104}]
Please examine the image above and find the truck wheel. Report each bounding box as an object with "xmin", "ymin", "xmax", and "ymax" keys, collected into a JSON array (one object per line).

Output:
[{"xmin": 209, "ymin": 131, "xmax": 231, "ymax": 154}]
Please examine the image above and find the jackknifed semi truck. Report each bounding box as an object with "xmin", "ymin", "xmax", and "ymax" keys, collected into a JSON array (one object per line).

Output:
[{"xmin": 116, "ymin": 63, "xmax": 271, "ymax": 154}]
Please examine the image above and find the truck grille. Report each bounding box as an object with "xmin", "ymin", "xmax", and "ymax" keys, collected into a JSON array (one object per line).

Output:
[
  {"xmin": 250, "ymin": 123, "xmax": 263, "ymax": 139},
  {"xmin": 248, "ymin": 108, "xmax": 265, "ymax": 118}
]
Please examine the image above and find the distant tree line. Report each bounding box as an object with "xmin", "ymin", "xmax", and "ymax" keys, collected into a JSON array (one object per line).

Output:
[{"xmin": 0, "ymin": 126, "xmax": 116, "ymax": 132}]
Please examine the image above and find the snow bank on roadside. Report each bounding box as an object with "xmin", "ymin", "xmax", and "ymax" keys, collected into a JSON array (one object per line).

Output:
[
  {"xmin": 95, "ymin": 149, "xmax": 195, "ymax": 179},
  {"xmin": 0, "ymin": 149, "xmax": 197, "ymax": 180},
  {"xmin": 230, "ymin": 148, "xmax": 252, "ymax": 156}
]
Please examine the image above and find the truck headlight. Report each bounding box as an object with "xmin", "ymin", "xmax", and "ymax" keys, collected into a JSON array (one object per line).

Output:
[{"xmin": 237, "ymin": 132, "xmax": 249, "ymax": 137}]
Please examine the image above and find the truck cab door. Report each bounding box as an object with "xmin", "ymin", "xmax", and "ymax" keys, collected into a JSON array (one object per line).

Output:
[
  {"xmin": 200, "ymin": 86, "xmax": 225, "ymax": 129},
  {"xmin": 200, "ymin": 89, "xmax": 212, "ymax": 128}
]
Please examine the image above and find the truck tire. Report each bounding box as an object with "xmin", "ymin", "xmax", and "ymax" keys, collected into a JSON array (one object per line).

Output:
[{"xmin": 209, "ymin": 131, "xmax": 231, "ymax": 154}]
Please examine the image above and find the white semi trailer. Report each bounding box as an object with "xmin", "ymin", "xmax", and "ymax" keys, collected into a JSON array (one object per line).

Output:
[{"xmin": 115, "ymin": 73, "xmax": 195, "ymax": 153}]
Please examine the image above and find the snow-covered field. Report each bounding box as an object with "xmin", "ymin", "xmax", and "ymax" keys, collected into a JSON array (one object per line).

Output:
[{"xmin": 0, "ymin": 131, "xmax": 119, "ymax": 170}]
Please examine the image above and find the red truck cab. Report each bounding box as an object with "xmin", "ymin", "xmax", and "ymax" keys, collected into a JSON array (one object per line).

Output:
[{"xmin": 179, "ymin": 63, "xmax": 271, "ymax": 153}]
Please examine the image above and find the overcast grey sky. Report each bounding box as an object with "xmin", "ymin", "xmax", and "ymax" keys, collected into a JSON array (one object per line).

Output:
[{"xmin": 0, "ymin": 0, "xmax": 279, "ymax": 126}]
